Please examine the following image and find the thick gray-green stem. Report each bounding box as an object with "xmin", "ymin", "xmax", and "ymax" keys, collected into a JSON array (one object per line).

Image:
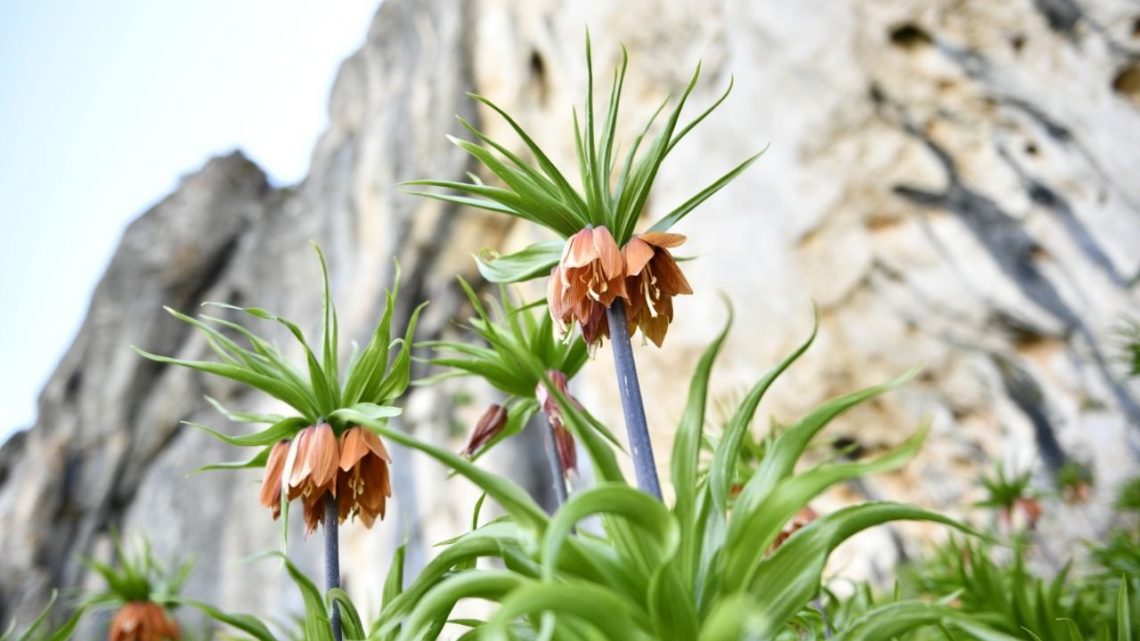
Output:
[
  {"xmin": 605, "ymin": 300, "xmax": 663, "ymax": 499},
  {"xmin": 325, "ymin": 495, "xmax": 342, "ymax": 641}
]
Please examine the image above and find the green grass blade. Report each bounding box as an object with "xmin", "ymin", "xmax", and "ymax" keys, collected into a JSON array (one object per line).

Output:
[
  {"xmin": 475, "ymin": 239, "xmax": 564, "ymax": 284},
  {"xmin": 649, "ymin": 147, "xmax": 767, "ymax": 233}
]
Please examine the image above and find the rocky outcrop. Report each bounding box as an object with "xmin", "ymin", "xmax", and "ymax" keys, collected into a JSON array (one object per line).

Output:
[{"xmin": 2, "ymin": 0, "xmax": 1138, "ymax": 634}]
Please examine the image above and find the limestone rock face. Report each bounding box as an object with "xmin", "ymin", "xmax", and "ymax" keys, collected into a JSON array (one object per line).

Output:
[{"xmin": 2, "ymin": 0, "xmax": 1138, "ymax": 633}]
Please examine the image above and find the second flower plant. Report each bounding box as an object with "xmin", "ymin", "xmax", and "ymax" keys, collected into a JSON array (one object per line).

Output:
[{"xmin": 135, "ymin": 248, "xmax": 422, "ymax": 537}]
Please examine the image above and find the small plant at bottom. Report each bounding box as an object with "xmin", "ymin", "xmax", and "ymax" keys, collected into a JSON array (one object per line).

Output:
[{"xmin": 81, "ymin": 537, "xmax": 190, "ymax": 641}]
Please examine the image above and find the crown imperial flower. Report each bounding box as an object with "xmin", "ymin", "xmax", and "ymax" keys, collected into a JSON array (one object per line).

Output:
[
  {"xmin": 109, "ymin": 602, "xmax": 180, "ymax": 641},
  {"xmin": 622, "ymin": 232, "xmax": 693, "ymax": 347},
  {"xmin": 286, "ymin": 423, "xmax": 341, "ymax": 533},
  {"xmin": 548, "ymin": 226, "xmax": 627, "ymax": 344},
  {"xmin": 336, "ymin": 426, "xmax": 393, "ymax": 528}
]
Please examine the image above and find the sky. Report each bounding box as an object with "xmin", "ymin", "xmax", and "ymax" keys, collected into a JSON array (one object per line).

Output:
[{"xmin": 0, "ymin": 1, "xmax": 380, "ymax": 439}]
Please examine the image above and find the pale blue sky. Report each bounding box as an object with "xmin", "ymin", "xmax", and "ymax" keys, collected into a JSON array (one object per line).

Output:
[{"xmin": 0, "ymin": 1, "xmax": 380, "ymax": 438}]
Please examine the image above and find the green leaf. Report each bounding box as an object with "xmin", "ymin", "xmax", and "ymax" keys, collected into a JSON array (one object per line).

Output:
[
  {"xmin": 1118, "ymin": 576, "xmax": 1131, "ymax": 641},
  {"xmin": 481, "ymin": 580, "xmax": 655, "ymax": 641},
  {"xmin": 383, "ymin": 544, "xmax": 406, "ymax": 607},
  {"xmin": 190, "ymin": 445, "xmax": 271, "ymax": 474},
  {"xmin": 204, "ymin": 396, "xmax": 286, "ymax": 425},
  {"xmin": 183, "ymin": 416, "xmax": 308, "ymax": 448},
  {"xmin": 343, "ymin": 266, "xmax": 399, "ymax": 405},
  {"xmin": 649, "ymin": 146, "xmax": 767, "ymax": 234},
  {"xmin": 466, "ymin": 93, "xmax": 588, "ymax": 214},
  {"xmin": 541, "ymin": 483, "xmax": 680, "ymax": 581},
  {"xmin": 283, "ymin": 556, "xmax": 333, "ymax": 641},
  {"xmin": 728, "ymin": 365, "xmax": 920, "ymax": 546},
  {"xmin": 726, "ymin": 422, "xmax": 931, "ymax": 592},
  {"xmin": 671, "ymin": 303, "xmax": 732, "ymax": 580},
  {"xmin": 743, "ymin": 502, "xmax": 973, "ymax": 638},
  {"xmin": 132, "ymin": 347, "xmax": 319, "ymax": 420},
  {"xmin": 176, "ymin": 597, "xmax": 278, "ymax": 641},
  {"xmin": 399, "ymin": 571, "xmax": 528, "ymax": 641},
  {"xmin": 474, "ymin": 239, "xmax": 564, "ymax": 284},
  {"xmin": 710, "ymin": 306, "xmax": 817, "ymax": 514},
  {"xmin": 327, "ymin": 589, "xmax": 365, "ymax": 640},
  {"xmin": 314, "ymin": 244, "xmax": 341, "ymax": 410},
  {"xmin": 830, "ymin": 601, "xmax": 1022, "ymax": 641}
]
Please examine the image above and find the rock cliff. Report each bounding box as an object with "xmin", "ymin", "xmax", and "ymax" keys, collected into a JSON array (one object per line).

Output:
[{"xmin": 2, "ymin": 0, "xmax": 1138, "ymax": 633}]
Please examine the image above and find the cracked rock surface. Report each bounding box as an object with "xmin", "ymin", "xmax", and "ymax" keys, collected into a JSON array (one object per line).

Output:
[{"xmin": 2, "ymin": 0, "xmax": 1138, "ymax": 632}]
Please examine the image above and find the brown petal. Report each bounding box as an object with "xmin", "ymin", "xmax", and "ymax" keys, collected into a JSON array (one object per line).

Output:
[
  {"xmin": 308, "ymin": 423, "xmax": 339, "ymax": 490},
  {"xmin": 288, "ymin": 426, "xmax": 314, "ymax": 488},
  {"xmin": 463, "ymin": 404, "xmax": 508, "ymax": 456},
  {"xmin": 258, "ymin": 440, "xmax": 290, "ymax": 509},
  {"xmin": 361, "ymin": 456, "xmax": 388, "ymax": 513},
  {"xmin": 360, "ymin": 428, "xmax": 392, "ymax": 462},
  {"xmin": 591, "ymin": 226, "xmax": 625, "ymax": 279},
  {"xmin": 547, "ymin": 266, "xmax": 570, "ymax": 323},
  {"xmin": 638, "ymin": 231, "xmax": 686, "ymax": 249},
  {"xmin": 336, "ymin": 472, "xmax": 352, "ymax": 522},
  {"xmin": 622, "ymin": 237, "xmax": 655, "ymax": 276},
  {"xmin": 579, "ymin": 303, "xmax": 610, "ymax": 345},
  {"xmin": 563, "ymin": 228, "xmax": 597, "ymax": 268},
  {"xmin": 650, "ymin": 251, "xmax": 693, "ymax": 295},
  {"xmin": 641, "ymin": 308, "xmax": 671, "ymax": 347},
  {"xmin": 553, "ymin": 425, "xmax": 577, "ymax": 477},
  {"xmin": 338, "ymin": 427, "xmax": 369, "ymax": 472},
  {"xmin": 302, "ymin": 490, "xmax": 326, "ymax": 535},
  {"xmin": 598, "ymin": 272, "xmax": 628, "ymax": 306}
]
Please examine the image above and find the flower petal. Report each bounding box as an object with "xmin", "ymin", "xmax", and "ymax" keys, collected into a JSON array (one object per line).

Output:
[
  {"xmin": 309, "ymin": 423, "xmax": 339, "ymax": 489},
  {"xmin": 288, "ymin": 427, "xmax": 313, "ymax": 488},
  {"xmin": 259, "ymin": 440, "xmax": 290, "ymax": 509},
  {"xmin": 639, "ymin": 231, "xmax": 686, "ymax": 249},
  {"xmin": 563, "ymin": 228, "xmax": 597, "ymax": 268},
  {"xmin": 591, "ymin": 227, "xmax": 624, "ymax": 279},
  {"xmin": 651, "ymin": 251, "xmax": 693, "ymax": 295},
  {"xmin": 361, "ymin": 428, "xmax": 392, "ymax": 462},
  {"xmin": 338, "ymin": 427, "xmax": 369, "ymax": 471},
  {"xmin": 622, "ymin": 237, "xmax": 655, "ymax": 276}
]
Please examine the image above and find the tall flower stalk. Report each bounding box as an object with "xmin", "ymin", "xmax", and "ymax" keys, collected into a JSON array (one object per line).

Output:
[
  {"xmin": 324, "ymin": 496, "xmax": 341, "ymax": 641},
  {"xmin": 410, "ymin": 37, "xmax": 763, "ymax": 499},
  {"xmin": 605, "ymin": 300, "xmax": 661, "ymax": 497}
]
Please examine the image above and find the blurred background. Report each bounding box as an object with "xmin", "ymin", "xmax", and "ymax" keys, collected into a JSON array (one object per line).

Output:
[{"xmin": 1, "ymin": 0, "xmax": 1138, "ymax": 637}]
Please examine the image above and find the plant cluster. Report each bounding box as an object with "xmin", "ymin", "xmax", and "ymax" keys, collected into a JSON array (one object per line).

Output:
[{"xmin": 21, "ymin": 38, "xmax": 1138, "ymax": 641}]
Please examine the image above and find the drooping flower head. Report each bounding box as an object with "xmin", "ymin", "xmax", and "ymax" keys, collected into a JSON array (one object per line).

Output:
[
  {"xmin": 622, "ymin": 232, "xmax": 693, "ymax": 346},
  {"xmin": 285, "ymin": 423, "xmax": 340, "ymax": 533},
  {"xmin": 548, "ymin": 226, "xmax": 626, "ymax": 344},
  {"xmin": 109, "ymin": 602, "xmax": 180, "ymax": 641},
  {"xmin": 81, "ymin": 537, "xmax": 190, "ymax": 641},
  {"xmin": 136, "ymin": 247, "xmax": 420, "ymax": 539},
  {"xmin": 337, "ymin": 426, "xmax": 393, "ymax": 528},
  {"xmin": 463, "ymin": 404, "xmax": 509, "ymax": 457}
]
